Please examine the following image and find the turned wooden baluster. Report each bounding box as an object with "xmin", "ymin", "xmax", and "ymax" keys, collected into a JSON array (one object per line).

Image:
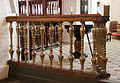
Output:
[
  {"xmin": 16, "ymin": 22, "xmax": 20, "ymax": 62},
  {"xmin": 96, "ymin": 23, "xmax": 98, "ymax": 54},
  {"xmin": 103, "ymin": 22, "xmax": 108, "ymax": 72},
  {"xmin": 80, "ymin": 21, "xmax": 85, "ymax": 72},
  {"xmin": 49, "ymin": 22, "xmax": 54, "ymax": 66},
  {"xmin": 101, "ymin": 23, "xmax": 105, "ymax": 69},
  {"xmin": 99, "ymin": 23, "xmax": 103, "ymax": 67},
  {"xmin": 40, "ymin": 22, "xmax": 45, "ymax": 65},
  {"xmin": 96, "ymin": 26, "xmax": 99, "ymax": 63},
  {"xmin": 68, "ymin": 22, "xmax": 74, "ymax": 71},
  {"xmin": 58, "ymin": 22, "xmax": 64, "ymax": 69},
  {"xmin": 101, "ymin": 23, "xmax": 104, "ymax": 57},
  {"xmin": 24, "ymin": 22, "xmax": 28, "ymax": 63},
  {"xmin": 92, "ymin": 22, "xmax": 97, "ymax": 73},
  {"xmin": 100, "ymin": 23, "xmax": 102, "ymax": 57},
  {"xmin": 9, "ymin": 22, "xmax": 14, "ymax": 61},
  {"xmin": 95, "ymin": 26, "xmax": 98, "ymax": 58},
  {"xmin": 32, "ymin": 23, "xmax": 36, "ymax": 64}
]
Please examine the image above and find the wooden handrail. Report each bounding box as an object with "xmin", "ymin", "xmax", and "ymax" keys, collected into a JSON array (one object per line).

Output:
[{"xmin": 6, "ymin": 14, "xmax": 109, "ymax": 22}]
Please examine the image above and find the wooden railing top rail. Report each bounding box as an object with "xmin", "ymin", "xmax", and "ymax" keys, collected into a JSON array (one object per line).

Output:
[{"xmin": 6, "ymin": 14, "xmax": 109, "ymax": 22}]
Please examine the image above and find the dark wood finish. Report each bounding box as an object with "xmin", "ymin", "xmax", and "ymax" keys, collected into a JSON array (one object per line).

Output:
[
  {"xmin": 110, "ymin": 21, "xmax": 118, "ymax": 32},
  {"xmin": 18, "ymin": 0, "xmax": 62, "ymax": 16},
  {"xmin": 7, "ymin": 61, "xmax": 109, "ymax": 83},
  {"xmin": 80, "ymin": 0, "xmax": 88, "ymax": 14},
  {"xmin": 6, "ymin": 14, "xmax": 109, "ymax": 22},
  {"xmin": 0, "ymin": 78, "xmax": 26, "ymax": 83},
  {"xmin": 65, "ymin": 25, "xmax": 93, "ymax": 58}
]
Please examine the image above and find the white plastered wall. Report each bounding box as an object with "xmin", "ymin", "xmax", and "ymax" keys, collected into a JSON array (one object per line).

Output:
[{"xmin": 0, "ymin": 0, "xmax": 12, "ymax": 65}]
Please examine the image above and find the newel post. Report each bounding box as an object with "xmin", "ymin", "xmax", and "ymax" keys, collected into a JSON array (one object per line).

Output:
[
  {"xmin": 92, "ymin": 21, "xmax": 97, "ymax": 73},
  {"xmin": 103, "ymin": 22, "xmax": 108, "ymax": 73}
]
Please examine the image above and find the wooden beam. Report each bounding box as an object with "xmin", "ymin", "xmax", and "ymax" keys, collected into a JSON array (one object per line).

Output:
[{"xmin": 6, "ymin": 14, "xmax": 109, "ymax": 22}]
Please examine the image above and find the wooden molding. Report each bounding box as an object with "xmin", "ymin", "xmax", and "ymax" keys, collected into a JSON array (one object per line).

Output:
[{"xmin": 6, "ymin": 14, "xmax": 109, "ymax": 22}]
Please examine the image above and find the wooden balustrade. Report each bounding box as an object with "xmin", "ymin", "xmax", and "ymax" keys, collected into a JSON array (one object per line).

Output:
[
  {"xmin": 6, "ymin": 14, "xmax": 109, "ymax": 76},
  {"xmin": 18, "ymin": 0, "xmax": 62, "ymax": 16}
]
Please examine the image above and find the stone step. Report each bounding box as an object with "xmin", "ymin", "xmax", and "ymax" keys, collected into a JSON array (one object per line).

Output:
[{"xmin": 0, "ymin": 65, "xmax": 9, "ymax": 80}]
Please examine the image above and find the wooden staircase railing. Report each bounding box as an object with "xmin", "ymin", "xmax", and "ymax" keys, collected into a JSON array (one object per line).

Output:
[{"xmin": 6, "ymin": 14, "xmax": 110, "ymax": 79}]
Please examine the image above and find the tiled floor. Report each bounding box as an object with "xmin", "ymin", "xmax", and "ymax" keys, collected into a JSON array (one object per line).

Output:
[
  {"xmin": 11, "ymin": 38, "xmax": 120, "ymax": 82},
  {"xmin": 26, "ymin": 38, "xmax": 120, "ymax": 82}
]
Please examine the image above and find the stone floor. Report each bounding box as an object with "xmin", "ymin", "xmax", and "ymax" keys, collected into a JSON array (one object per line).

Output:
[
  {"xmin": 11, "ymin": 38, "xmax": 120, "ymax": 82},
  {"xmin": 15, "ymin": 38, "xmax": 119, "ymax": 82}
]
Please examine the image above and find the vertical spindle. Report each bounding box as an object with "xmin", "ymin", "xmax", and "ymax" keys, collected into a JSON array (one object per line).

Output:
[
  {"xmin": 68, "ymin": 22, "xmax": 74, "ymax": 71},
  {"xmin": 49, "ymin": 22, "xmax": 54, "ymax": 66},
  {"xmin": 34, "ymin": 0, "xmax": 36, "ymax": 15},
  {"xmin": 16, "ymin": 22, "xmax": 20, "ymax": 62},
  {"xmin": 9, "ymin": 22, "xmax": 14, "ymax": 61},
  {"xmin": 37, "ymin": 0, "xmax": 39, "ymax": 15},
  {"xmin": 32, "ymin": 23, "xmax": 36, "ymax": 64},
  {"xmin": 80, "ymin": 21, "xmax": 85, "ymax": 72},
  {"xmin": 40, "ymin": 22, "xmax": 45, "ymax": 65},
  {"xmin": 30, "ymin": 0, "xmax": 32, "ymax": 15},
  {"xmin": 92, "ymin": 21, "xmax": 97, "ymax": 73},
  {"xmin": 58, "ymin": 22, "xmax": 64, "ymax": 69},
  {"xmin": 103, "ymin": 22, "xmax": 108, "ymax": 72},
  {"xmin": 24, "ymin": 22, "xmax": 28, "ymax": 63}
]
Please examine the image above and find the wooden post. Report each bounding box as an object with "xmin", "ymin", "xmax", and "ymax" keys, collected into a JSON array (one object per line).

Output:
[
  {"xmin": 49, "ymin": 22, "xmax": 54, "ymax": 66},
  {"xmin": 43, "ymin": 0, "xmax": 46, "ymax": 15},
  {"xmin": 30, "ymin": 0, "xmax": 32, "ymax": 15},
  {"xmin": 59, "ymin": 0, "xmax": 62, "ymax": 15},
  {"xmin": 68, "ymin": 22, "xmax": 74, "ymax": 71},
  {"xmin": 40, "ymin": 22, "xmax": 45, "ymax": 65},
  {"xmin": 32, "ymin": 23, "xmax": 36, "ymax": 64},
  {"xmin": 9, "ymin": 22, "xmax": 14, "ymax": 61},
  {"xmin": 58, "ymin": 22, "xmax": 64, "ymax": 69},
  {"xmin": 80, "ymin": 21, "xmax": 85, "ymax": 72},
  {"xmin": 103, "ymin": 22, "xmax": 108, "ymax": 72},
  {"xmin": 16, "ymin": 22, "xmax": 20, "ymax": 62}
]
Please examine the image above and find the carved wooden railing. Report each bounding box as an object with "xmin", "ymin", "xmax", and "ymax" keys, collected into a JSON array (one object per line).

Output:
[
  {"xmin": 18, "ymin": 0, "xmax": 62, "ymax": 16},
  {"xmin": 6, "ymin": 14, "xmax": 110, "ymax": 78}
]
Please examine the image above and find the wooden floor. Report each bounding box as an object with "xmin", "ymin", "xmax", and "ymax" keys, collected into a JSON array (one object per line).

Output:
[{"xmin": 0, "ymin": 78, "xmax": 107, "ymax": 83}]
